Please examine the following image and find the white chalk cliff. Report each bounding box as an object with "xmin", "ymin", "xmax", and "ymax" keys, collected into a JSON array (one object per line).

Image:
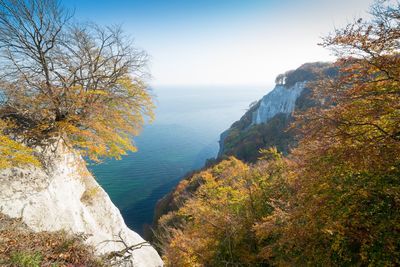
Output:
[
  {"xmin": 252, "ymin": 82, "xmax": 305, "ymax": 125},
  {"xmin": 0, "ymin": 140, "xmax": 163, "ymax": 267}
]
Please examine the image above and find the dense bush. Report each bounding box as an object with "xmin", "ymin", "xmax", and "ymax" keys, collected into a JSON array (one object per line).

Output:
[{"xmin": 156, "ymin": 1, "xmax": 400, "ymax": 265}]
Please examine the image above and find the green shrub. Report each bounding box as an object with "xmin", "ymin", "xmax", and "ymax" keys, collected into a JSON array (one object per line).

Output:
[{"xmin": 10, "ymin": 251, "xmax": 42, "ymax": 267}]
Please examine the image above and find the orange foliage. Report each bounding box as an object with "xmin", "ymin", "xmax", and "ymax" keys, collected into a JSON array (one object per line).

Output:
[
  {"xmin": 0, "ymin": 0, "xmax": 154, "ymax": 162},
  {"xmin": 156, "ymin": 1, "xmax": 400, "ymax": 266}
]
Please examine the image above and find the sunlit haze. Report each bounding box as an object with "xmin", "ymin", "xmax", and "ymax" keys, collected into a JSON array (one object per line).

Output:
[{"xmin": 64, "ymin": 0, "xmax": 372, "ymax": 86}]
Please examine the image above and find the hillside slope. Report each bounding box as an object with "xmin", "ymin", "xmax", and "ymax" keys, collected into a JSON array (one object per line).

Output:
[
  {"xmin": 152, "ymin": 62, "xmax": 336, "ymax": 238},
  {"xmin": 152, "ymin": 58, "xmax": 400, "ymax": 266}
]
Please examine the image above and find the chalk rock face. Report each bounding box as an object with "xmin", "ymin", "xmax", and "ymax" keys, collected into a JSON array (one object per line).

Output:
[
  {"xmin": 0, "ymin": 141, "xmax": 163, "ymax": 267},
  {"xmin": 252, "ymin": 82, "xmax": 305, "ymax": 125}
]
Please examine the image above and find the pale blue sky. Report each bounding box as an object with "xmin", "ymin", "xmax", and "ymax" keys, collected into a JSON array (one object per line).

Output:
[{"xmin": 63, "ymin": 0, "xmax": 373, "ymax": 86}]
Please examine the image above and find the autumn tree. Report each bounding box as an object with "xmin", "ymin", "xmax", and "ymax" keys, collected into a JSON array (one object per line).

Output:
[
  {"xmin": 0, "ymin": 120, "xmax": 39, "ymax": 168},
  {"xmin": 267, "ymin": 0, "xmax": 400, "ymax": 265},
  {"xmin": 156, "ymin": 1, "xmax": 400, "ymax": 266},
  {"xmin": 0, "ymin": 0, "xmax": 154, "ymax": 162},
  {"xmin": 155, "ymin": 149, "xmax": 293, "ymax": 267}
]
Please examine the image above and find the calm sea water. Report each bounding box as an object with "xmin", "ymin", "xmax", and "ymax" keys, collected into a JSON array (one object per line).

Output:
[{"xmin": 88, "ymin": 85, "xmax": 268, "ymax": 236}]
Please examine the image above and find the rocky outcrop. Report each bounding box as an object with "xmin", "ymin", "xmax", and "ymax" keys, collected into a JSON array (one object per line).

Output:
[
  {"xmin": 217, "ymin": 62, "xmax": 337, "ymax": 162},
  {"xmin": 252, "ymin": 82, "xmax": 305, "ymax": 125},
  {"xmin": 0, "ymin": 140, "xmax": 163, "ymax": 267}
]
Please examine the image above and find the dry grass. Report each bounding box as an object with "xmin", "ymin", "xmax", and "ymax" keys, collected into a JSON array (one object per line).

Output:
[{"xmin": 0, "ymin": 213, "xmax": 104, "ymax": 267}]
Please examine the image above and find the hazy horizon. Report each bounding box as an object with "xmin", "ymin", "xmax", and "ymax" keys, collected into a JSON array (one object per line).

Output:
[{"xmin": 63, "ymin": 0, "xmax": 372, "ymax": 87}]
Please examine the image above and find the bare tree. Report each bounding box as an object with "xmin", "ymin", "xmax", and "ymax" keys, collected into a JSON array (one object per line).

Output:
[{"xmin": 0, "ymin": 0, "xmax": 153, "ymax": 160}]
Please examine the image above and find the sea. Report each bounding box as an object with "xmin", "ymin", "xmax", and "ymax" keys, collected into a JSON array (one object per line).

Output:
[{"xmin": 88, "ymin": 85, "xmax": 269, "ymax": 236}]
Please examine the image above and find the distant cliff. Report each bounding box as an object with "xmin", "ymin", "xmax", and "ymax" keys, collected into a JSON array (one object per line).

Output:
[
  {"xmin": 252, "ymin": 81, "xmax": 305, "ymax": 125},
  {"xmin": 218, "ymin": 62, "xmax": 337, "ymax": 162},
  {"xmin": 152, "ymin": 62, "xmax": 337, "ymax": 242},
  {"xmin": 0, "ymin": 141, "xmax": 163, "ymax": 267}
]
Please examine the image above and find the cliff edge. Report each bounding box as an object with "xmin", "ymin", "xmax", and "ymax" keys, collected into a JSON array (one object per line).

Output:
[
  {"xmin": 218, "ymin": 62, "xmax": 337, "ymax": 162},
  {"xmin": 0, "ymin": 140, "xmax": 163, "ymax": 267}
]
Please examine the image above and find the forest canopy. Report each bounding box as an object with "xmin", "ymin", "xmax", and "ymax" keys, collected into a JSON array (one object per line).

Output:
[
  {"xmin": 0, "ymin": 0, "xmax": 154, "ymax": 164},
  {"xmin": 155, "ymin": 0, "xmax": 400, "ymax": 265}
]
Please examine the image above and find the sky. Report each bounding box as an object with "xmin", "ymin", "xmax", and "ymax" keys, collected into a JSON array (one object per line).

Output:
[{"xmin": 63, "ymin": 0, "xmax": 373, "ymax": 87}]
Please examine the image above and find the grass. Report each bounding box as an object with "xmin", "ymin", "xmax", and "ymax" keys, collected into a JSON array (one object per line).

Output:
[
  {"xmin": 9, "ymin": 251, "xmax": 43, "ymax": 267},
  {"xmin": 0, "ymin": 213, "xmax": 104, "ymax": 267}
]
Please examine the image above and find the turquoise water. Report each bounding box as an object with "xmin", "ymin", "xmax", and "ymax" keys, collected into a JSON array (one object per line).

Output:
[{"xmin": 88, "ymin": 85, "xmax": 268, "ymax": 235}]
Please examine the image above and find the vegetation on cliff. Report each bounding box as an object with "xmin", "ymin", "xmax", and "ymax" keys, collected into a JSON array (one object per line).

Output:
[
  {"xmin": 219, "ymin": 62, "xmax": 337, "ymax": 163},
  {"xmin": 155, "ymin": 1, "xmax": 400, "ymax": 265},
  {"xmin": 0, "ymin": 120, "xmax": 39, "ymax": 168},
  {"xmin": 0, "ymin": 0, "xmax": 154, "ymax": 165},
  {"xmin": 0, "ymin": 213, "xmax": 104, "ymax": 267},
  {"xmin": 0, "ymin": 1, "xmax": 162, "ymax": 265}
]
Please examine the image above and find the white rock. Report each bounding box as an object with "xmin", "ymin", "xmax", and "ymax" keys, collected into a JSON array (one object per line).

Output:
[
  {"xmin": 0, "ymin": 141, "xmax": 163, "ymax": 267},
  {"xmin": 252, "ymin": 82, "xmax": 305, "ymax": 125}
]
